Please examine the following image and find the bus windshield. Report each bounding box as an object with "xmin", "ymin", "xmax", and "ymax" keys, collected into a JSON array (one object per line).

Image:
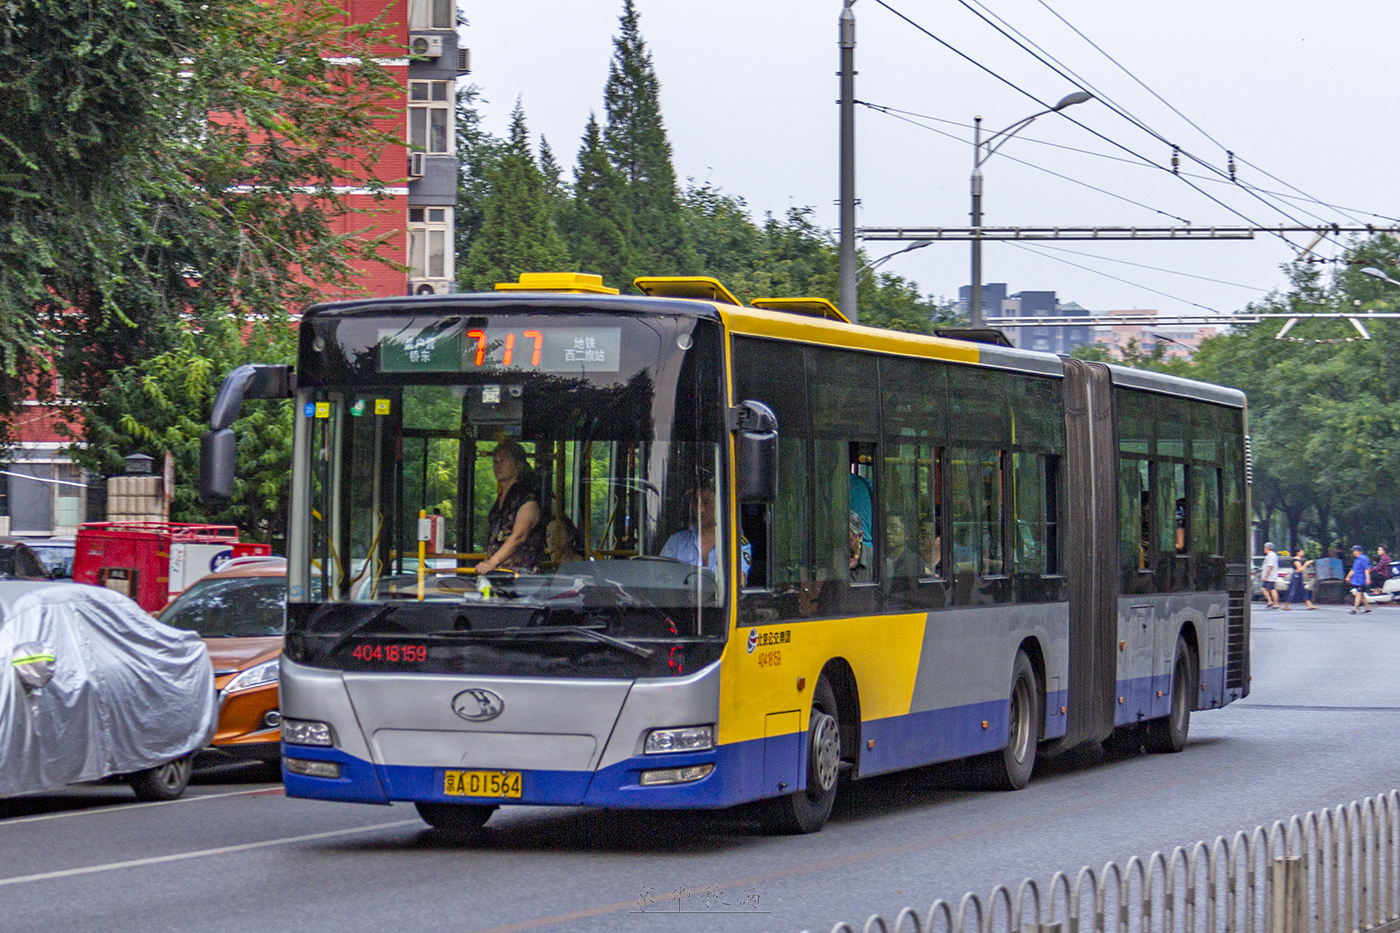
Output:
[{"xmin": 285, "ymin": 311, "xmax": 730, "ymax": 676}]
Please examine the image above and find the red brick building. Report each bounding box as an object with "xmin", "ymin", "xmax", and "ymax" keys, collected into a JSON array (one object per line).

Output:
[{"xmin": 1, "ymin": 0, "xmax": 464, "ymax": 536}]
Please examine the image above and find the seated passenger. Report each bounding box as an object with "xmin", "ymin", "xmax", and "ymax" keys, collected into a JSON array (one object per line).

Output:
[
  {"xmin": 545, "ymin": 515, "xmax": 585, "ymax": 568},
  {"xmin": 660, "ymin": 486, "xmax": 751, "ymax": 583},
  {"xmin": 883, "ymin": 514, "xmax": 920, "ymax": 583},
  {"xmin": 847, "ymin": 510, "xmax": 873, "ymax": 583}
]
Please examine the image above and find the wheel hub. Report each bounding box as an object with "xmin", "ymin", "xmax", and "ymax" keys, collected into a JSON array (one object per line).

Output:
[{"xmin": 810, "ymin": 712, "xmax": 840, "ymax": 793}]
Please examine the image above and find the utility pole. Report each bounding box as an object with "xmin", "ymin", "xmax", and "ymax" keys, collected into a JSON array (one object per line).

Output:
[
  {"xmin": 838, "ymin": 0, "xmax": 858, "ymax": 323},
  {"xmin": 970, "ymin": 116, "xmax": 983, "ymax": 327}
]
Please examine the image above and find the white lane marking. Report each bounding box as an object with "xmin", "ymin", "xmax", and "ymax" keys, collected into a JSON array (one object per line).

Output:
[
  {"xmin": 0, "ymin": 819, "xmax": 421, "ymax": 887},
  {"xmin": 0, "ymin": 786, "xmax": 285, "ymax": 828}
]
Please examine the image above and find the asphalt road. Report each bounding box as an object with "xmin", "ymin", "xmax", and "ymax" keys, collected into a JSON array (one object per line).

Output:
[{"xmin": 3, "ymin": 603, "xmax": 1398, "ymax": 933}]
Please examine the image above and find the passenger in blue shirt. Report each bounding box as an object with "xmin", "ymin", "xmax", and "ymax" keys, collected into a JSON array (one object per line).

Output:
[
  {"xmin": 660, "ymin": 487, "xmax": 751, "ymax": 584},
  {"xmin": 1349, "ymin": 545, "xmax": 1372, "ymax": 614}
]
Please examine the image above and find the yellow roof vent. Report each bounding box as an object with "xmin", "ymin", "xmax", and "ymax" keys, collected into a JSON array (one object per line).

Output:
[
  {"xmin": 494, "ymin": 272, "xmax": 619, "ymax": 295},
  {"xmin": 633, "ymin": 276, "xmax": 741, "ymax": 306},
  {"xmin": 750, "ymin": 297, "xmax": 851, "ymax": 324}
]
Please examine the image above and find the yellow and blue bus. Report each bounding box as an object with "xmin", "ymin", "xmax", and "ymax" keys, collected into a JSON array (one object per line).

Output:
[{"xmin": 201, "ymin": 272, "xmax": 1250, "ymax": 834}]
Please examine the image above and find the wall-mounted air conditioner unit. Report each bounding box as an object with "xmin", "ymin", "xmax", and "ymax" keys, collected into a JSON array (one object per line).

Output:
[
  {"xmin": 411, "ymin": 280, "xmax": 452, "ymax": 296},
  {"xmin": 409, "ymin": 151, "xmax": 426, "ymax": 178},
  {"xmin": 409, "ymin": 34, "xmax": 443, "ymax": 58},
  {"xmin": 457, "ymin": 48, "xmax": 470, "ymax": 75}
]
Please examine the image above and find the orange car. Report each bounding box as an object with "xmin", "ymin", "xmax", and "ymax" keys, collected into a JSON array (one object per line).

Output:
[{"xmin": 158, "ymin": 556, "xmax": 285, "ymax": 764}]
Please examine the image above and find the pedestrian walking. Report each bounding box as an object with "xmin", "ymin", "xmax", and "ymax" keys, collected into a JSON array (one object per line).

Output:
[
  {"xmin": 1349, "ymin": 544, "xmax": 1372, "ymax": 614},
  {"xmin": 1261, "ymin": 542, "xmax": 1280, "ymax": 609},
  {"xmin": 1284, "ymin": 547, "xmax": 1316, "ymax": 609},
  {"xmin": 1369, "ymin": 545, "xmax": 1391, "ymax": 595}
]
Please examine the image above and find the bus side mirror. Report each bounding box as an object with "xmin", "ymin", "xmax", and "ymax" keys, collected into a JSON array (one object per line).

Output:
[
  {"xmin": 200, "ymin": 429, "xmax": 236, "ymax": 506},
  {"xmin": 731, "ymin": 400, "xmax": 778, "ymax": 504}
]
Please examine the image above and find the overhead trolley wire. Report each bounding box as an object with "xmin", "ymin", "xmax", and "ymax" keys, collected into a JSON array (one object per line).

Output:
[
  {"xmin": 855, "ymin": 101, "xmax": 1400, "ymax": 223},
  {"xmin": 1030, "ymin": 0, "xmax": 1372, "ymax": 228},
  {"xmin": 1002, "ymin": 241, "xmax": 1226, "ymax": 314},
  {"xmin": 939, "ymin": 0, "xmax": 1342, "ymax": 237},
  {"xmin": 1018, "ymin": 242, "xmax": 1271, "ymax": 291},
  {"xmin": 857, "ymin": 99, "xmax": 1191, "ymax": 223},
  {"xmin": 868, "ymin": 0, "xmax": 1309, "ymax": 251}
]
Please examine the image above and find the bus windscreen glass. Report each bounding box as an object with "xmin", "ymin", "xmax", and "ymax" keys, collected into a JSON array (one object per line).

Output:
[{"xmin": 285, "ymin": 313, "xmax": 730, "ymax": 679}]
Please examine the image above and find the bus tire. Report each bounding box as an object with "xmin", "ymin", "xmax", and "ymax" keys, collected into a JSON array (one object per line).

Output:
[
  {"xmin": 129, "ymin": 754, "xmax": 194, "ymax": 802},
  {"xmin": 415, "ymin": 802, "xmax": 496, "ymax": 835},
  {"xmin": 762, "ymin": 677, "xmax": 842, "ymax": 834},
  {"xmin": 975, "ymin": 650, "xmax": 1040, "ymax": 791},
  {"xmin": 1145, "ymin": 636, "xmax": 1194, "ymax": 753}
]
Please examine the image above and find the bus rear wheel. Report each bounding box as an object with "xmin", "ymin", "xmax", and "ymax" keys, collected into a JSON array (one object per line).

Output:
[
  {"xmin": 975, "ymin": 650, "xmax": 1040, "ymax": 791},
  {"xmin": 1145, "ymin": 636, "xmax": 1195, "ymax": 753},
  {"xmin": 416, "ymin": 802, "xmax": 496, "ymax": 835},
  {"xmin": 762, "ymin": 677, "xmax": 842, "ymax": 834}
]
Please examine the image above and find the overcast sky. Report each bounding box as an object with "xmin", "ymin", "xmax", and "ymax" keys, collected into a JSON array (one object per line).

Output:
[{"xmin": 461, "ymin": 1, "xmax": 1400, "ymax": 319}]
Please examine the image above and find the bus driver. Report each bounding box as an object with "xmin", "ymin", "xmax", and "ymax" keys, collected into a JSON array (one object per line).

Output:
[{"xmin": 660, "ymin": 486, "xmax": 751, "ymax": 584}]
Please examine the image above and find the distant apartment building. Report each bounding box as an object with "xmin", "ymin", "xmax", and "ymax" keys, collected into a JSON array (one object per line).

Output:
[
  {"xmin": 959, "ymin": 283, "xmax": 1093, "ymax": 354},
  {"xmin": 1091, "ymin": 310, "xmax": 1218, "ymax": 360},
  {"xmin": 0, "ymin": 2, "xmax": 466, "ymax": 536}
]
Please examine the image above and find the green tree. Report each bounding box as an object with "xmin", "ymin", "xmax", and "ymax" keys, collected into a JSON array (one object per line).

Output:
[
  {"xmin": 602, "ymin": 0, "xmax": 696, "ymax": 281},
  {"xmin": 455, "ymin": 85, "xmax": 505, "ymax": 272},
  {"xmin": 462, "ymin": 103, "xmax": 571, "ymax": 290},
  {"xmin": 76, "ymin": 316, "xmax": 297, "ymax": 545},
  {"xmin": 570, "ymin": 115, "xmax": 636, "ymax": 291},
  {"xmin": 4, "ymin": 0, "xmax": 400, "ymax": 424}
]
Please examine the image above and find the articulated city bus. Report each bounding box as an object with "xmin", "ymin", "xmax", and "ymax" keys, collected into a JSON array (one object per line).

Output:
[{"xmin": 201, "ymin": 272, "xmax": 1250, "ymax": 834}]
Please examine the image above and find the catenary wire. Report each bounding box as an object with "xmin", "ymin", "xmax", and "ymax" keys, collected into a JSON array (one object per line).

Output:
[
  {"xmin": 1019, "ymin": 242, "xmax": 1270, "ymax": 291},
  {"xmin": 941, "ymin": 0, "xmax": 1346, "ymax": 235},
  {"xmin": 857, "ymin": 100, "xmax": 1191, "ymax": 223},
  {"xmin": 1002, "ymin": 241, "xmax": 1226, "ymax": 314},
  {"xmin": 868, "ymin": 0, "xmax": 1309, "ymax": 251},
  {"xmin": 856, "ymin": 102, "xmax": 1400, "ymax": 223},
  {"xmin": 1030, "ymin": 0, "xmax": 1371, "ymax": 227}
]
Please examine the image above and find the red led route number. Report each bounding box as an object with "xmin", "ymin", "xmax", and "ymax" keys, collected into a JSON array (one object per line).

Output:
[
  {"xmin": 350, "ymin": 643, "xmax": 427, "ymax": 663},
  {"xmin": 466, "ymin": 329, "xmax": 542, "ymax": 367}
]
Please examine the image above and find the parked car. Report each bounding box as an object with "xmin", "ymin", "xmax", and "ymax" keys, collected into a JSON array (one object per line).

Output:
[
  {"xmin": 0, "ymin": 538, "xmax": 51, "ymax": 581},
  {"xmin": 26, "ymin": 536, "xmax": 75, "ymax": 580},
  {"xmin": 0, "ymin": 581, "xmax": 216, "ymax": 800},
  {"xmin": 158, "ymin": 556, "xmax": 286, "ymax": 764}
]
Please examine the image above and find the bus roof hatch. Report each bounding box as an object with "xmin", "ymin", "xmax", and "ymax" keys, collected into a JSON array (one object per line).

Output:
[
  {"xmin": 633, "ymin": 276, "xmax": 741, "ymax": 306},
  {"xmin": 749, "ymin": 297, "xmax": 851, "ymax": 324},
  {"xmin": 494, "ymin": 272, "xmax": 620, "ymax": 295}
]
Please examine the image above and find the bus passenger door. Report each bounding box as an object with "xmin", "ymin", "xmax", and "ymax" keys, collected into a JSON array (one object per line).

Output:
[{"xmin": 1123, "ymin": 604, "xmax": 1154, "ymax": 723}]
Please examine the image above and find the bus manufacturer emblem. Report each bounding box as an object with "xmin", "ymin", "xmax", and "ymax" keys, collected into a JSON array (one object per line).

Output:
[
  {"xmin": 746, "ymin": 628, "xmax": 758, "ymax": 654},
  {"xmin": 452, "ymin": 688, "xmax": 505, "ymax": 722}
]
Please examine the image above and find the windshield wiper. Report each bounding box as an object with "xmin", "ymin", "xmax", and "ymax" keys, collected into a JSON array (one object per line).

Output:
[
  {"xmin": 422, "ymin": 624, "xmax": 654, "ymax": 659},
  {"xmin": 325, "ymin": 603, "xmax": 402, "ymax": 655}
]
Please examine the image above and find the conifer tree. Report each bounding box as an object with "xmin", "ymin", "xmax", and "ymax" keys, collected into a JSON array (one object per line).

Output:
[
  {"xmin": 455, "ymin": 85, "xmax": 504, "ymax": 276},
  {"xmin": 463, "ymin": 102, "xmax": 570, "ymax": 290},
  {"xmin": 571, "ymin": 115, "xmax": 636, "ymax": 292},
  {"xmin": 602, "ymin": 0, "xmax": 696, "ymax": 281}
]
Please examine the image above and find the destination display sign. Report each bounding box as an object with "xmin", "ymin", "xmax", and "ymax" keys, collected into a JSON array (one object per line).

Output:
[{"xmin": 379, "ymin": 322, "xmax": 622, "ymax": 374}]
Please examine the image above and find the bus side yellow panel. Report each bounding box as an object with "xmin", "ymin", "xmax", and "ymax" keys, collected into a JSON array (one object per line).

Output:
[{"xmin": 716, "ymin": 614, "xmax": 928, "ymax": 746}]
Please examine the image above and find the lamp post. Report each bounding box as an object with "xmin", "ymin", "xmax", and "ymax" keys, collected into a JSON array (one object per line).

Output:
[
  {"xmin": 837, "ymin": 0, "xmax": 859, "ymax": 323},
  {"xmin": 969, "ymin": 91, "xmax": 1093, "ymax": 327},
  {"xmin": 1361, "ymin": 266, "xmax": 1400, "ymax": 289}
]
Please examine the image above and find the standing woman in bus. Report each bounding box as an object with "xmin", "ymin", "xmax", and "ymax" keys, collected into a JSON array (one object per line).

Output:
[{"xmin": 476, "ymin": 440, "xmax": 546, "ymax": 574}]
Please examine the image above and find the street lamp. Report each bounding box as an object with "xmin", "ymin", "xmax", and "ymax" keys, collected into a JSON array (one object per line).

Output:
[
  {"xmin": 1361, "ymin": 266, "xmax": 1400, "ymax": 288},
  {"xmin": 969, "ymin": 91, "xmax": 1093, "ymax": 326}
]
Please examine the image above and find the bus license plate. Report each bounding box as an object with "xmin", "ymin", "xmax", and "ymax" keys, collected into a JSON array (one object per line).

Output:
[{"xmin": 443, "ymin": 770, "xmax": 522, "ymax": 798}]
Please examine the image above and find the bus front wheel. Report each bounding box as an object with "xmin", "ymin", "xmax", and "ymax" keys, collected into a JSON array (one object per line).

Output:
[
  {"xmin": 762, "ymin": 677, "xmax": 842, "ymax": 834},
  {"xmin": 416, "ymin": 802, "xmax": 496, "ymax": 835},
  {"xmin": 975, "ymin": 650, "xmax": 1040, "ymax": 791}
]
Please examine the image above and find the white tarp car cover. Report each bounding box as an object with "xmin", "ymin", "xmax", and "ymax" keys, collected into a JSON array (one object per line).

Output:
[{"xmin": 0, "ymin": 581, "xmax": 216, "ymax": 797}]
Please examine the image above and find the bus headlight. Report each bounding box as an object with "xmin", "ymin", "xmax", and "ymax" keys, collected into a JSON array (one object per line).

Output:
[
  {"xmin": 644, "ymin": 725, "xmax": 714, "ymax": 754},
  {"xmin": 225, "ymin": 658, "xmax": 279, "ymax": 693},
  {"xmin": 281, "ymin": 719, "xmax": 334, "ymax": 747}
]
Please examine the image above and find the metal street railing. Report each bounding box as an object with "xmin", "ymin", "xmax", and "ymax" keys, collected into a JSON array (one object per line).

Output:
[{"xmin": 805, "ymin": 790, "xmax": 1400, "ymax": 933}]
